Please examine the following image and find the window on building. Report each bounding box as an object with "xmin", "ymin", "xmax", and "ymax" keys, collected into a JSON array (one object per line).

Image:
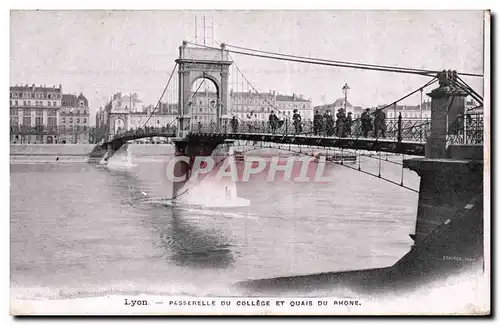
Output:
[
  {"xmin": 48, "ymin": 94, "xmax": 51, "ymax": 99},
  {"xmin": 77, "ymin": 118, "xmax": 80, "ymax": 123},
  {"xmin": 53, "ymin": 101, "xmax": 56, "ymax": 106},
  {"xmin": 83, "ymin": 118, "xmax": 86, "ymax": 124},
  {"xmin": 23, "ymin": 108, "xmax": 30, "ymax": 115},
  {"xmin": 80, "ymin": 101, "xmax": 84, "ymax": 107},
  {"xmin": 15, "ymin": 100, "xmax": 18, "ymax": 106},
  {"xmin": 48, "ymin": 101, "xmax": 51, "ymax": 106},
  {"xmin": 36, "ymin": 109, "xmax": 43, "ymax": 116},
  {"xmin": 22, "ymin": 115, "xmax": 31, "ymax": 126},
  {"xmin": 62, "ymin": 118, "xmax": 66, "ymax": 124},
  {"xmin": 70, "ymin": 118, "xmax": 73, "ymax": 123},
  {"xmin": 10, "ymin": 100, "xmax": 12, "ymax": 106},
  {"xmin": 47, "ymin": 116, "xmax": 56, "ymax": 127},
  {"xmin": 35, "ymin": 116, "xmax": 43, "ymax": 127},
  {"xmin": 10, "ymin": 108, "xmax": 17, "ymax": 116}
]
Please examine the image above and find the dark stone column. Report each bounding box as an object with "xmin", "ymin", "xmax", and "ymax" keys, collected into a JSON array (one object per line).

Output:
[
  {"xmin": 404, "ymin": 158, "xmax": 483, "ymax": 244},
  {"xmin": 171, "ymin": 139, "xmax": 225, "ymax": 198},
  {"xmin": 426, "ymin": 71, "xmax": 467, "ymax": 158}
]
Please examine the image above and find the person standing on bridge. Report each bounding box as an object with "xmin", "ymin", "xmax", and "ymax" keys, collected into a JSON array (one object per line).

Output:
[
  {"xmin": 230, "ymin": 116, "xmax": 239, "ymax": 133},
  {"xmin": 373, "ymin": 109, "xmax": 387, "ymax": 138},
  {"xmin": 209, "ymin": 119, "xmax": 216, "ymax": 133},
  {"xmin": 292, "ymin": 109, "xmax": 302, "ymax": 134},
  {"xmin": 361, "ymin": 108, "xmax": 373, "ymax": 138},
  {"xmin": 324, "ymin": 110, "xmax": 334, "ymax": 136},
  {"xmin": 336, "ymin": 108, "xmax": 347, "ymax": 137},
  {"xmin": 346, "ymin": 112, "xmax": 353, "ymax": 137},
  {"xmin": 269, "ymin": 110, "xmax": 279, "ymax": 133},
  {"xmin": 313, "ymin": 111, "xmax": 322, "ymax": 135}
]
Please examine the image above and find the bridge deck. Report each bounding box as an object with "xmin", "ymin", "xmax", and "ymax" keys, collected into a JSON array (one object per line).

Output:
[
  {"xmin": 100, "ymin": 130, "xmax": 426, "ymax": 156},
  {"xmin": 189, "ymin": 132, "xmax": 426, "ymax": 156}
]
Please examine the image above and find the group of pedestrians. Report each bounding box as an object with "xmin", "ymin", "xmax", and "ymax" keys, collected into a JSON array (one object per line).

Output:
[
  {"xmin": 361, "ymin": 108, "xmax": 386, "ymax": 138},
  {"xmin": 313, "ymin": 108, "xmax": 353, "ymax": 137},
  {"xmin": 226, "ymin": 106, "xmax": 387, "ymax": 138},
  {"xmin": 269, "ymin": 109, "xmax": 303, "ymax": 134},
  {"xmin": 230, "ymin": 109, "xmax": 303, "ymax": 134}
]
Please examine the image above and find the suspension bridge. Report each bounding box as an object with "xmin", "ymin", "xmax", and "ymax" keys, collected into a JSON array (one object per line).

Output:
[
  {"xmin": 91, "ymin": 41, "xmax": 485, "ymax": 270},
  {"xmin": 92, "ymin": 42, "xmax": 483, "ymax": 189}
]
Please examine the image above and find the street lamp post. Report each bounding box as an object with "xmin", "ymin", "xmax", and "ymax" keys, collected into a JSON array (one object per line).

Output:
[
  {"xmin": 342, "ymin": 83, "xmax": 350, "ymax": 112},
  {"xmin": 420, "ymin": 88, "xmax": 423, "ymax": 142},
  {"xmin": 420, "ymin": 88, "xmax": 423, "ymax": 121}
]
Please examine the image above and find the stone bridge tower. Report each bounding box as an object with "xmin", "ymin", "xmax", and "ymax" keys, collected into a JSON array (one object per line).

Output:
[{"xmin": 176, "ymin": 41, "xmax": 232, "ymax": 138}]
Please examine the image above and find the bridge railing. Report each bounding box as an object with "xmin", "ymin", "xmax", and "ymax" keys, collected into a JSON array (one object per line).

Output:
[
  {"xmin": 192, "ymin": 117, "xmax": 431, "ymax": 143},
  {"xmin": 447, "ymin": 112, "xmax": 484, "ymax": 145},
  {"xmin": 109, "ymin": 126, "xmax": 177, "ymax": 141}
]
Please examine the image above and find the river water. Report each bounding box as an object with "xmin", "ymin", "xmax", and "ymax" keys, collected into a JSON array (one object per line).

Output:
[{"xmin": 10, "ymin": 145, "xmax": 420, "ymax": 299}]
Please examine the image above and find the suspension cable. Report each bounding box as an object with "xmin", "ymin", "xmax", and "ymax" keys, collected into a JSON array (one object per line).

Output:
[
  {"xmin": 186, "ymin": 41, "xmax": 483, "ymax": 78},
  {"xmin": 224, "ymin": 42, "xmax": 441, "ymax": 75},
  {"xmin": 454, "ymin": 80, "xmax": 483, "ymax": 106},
  {"xmin": 456, "ymin": 75, "xmax": 484, "ymax": 101},
  {"xmin": 140, "ymin": 63, "xmax": 178, "ymax": 130},
  {"xmin": 228, "ymin": 52, "xmax": 284, "ymax": 115},
  {"xmin": 466, "ymin": 104, "xmax": 484, "ymax": 112}
]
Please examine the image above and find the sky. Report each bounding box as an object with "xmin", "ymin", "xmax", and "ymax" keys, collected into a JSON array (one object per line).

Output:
[{"xmin": 10, "ymin": 10, "xmax": 485, "ymax": 124}]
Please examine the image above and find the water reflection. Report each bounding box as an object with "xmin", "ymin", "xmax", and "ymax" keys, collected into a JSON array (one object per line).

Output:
[
  {"xmin": 161, "ymin": 208, "xmax": 235, "ymax": 269},
  {"xmin": 99, "ymin": 164, "xmax": 235, "ymax": 269}
]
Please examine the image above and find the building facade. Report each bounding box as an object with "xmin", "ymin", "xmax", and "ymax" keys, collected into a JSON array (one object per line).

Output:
[
  {"xmin": 110, "ymin": 92, "xmax": 142, "ymax": 113},
  {"xmin": 127, "ymin": 105, "xmax": 177, "ymax": 130},
  {"xmin": 189, "ymin": 90, "xmax": 313, "ymax": 124},
  {"xmin": 95, "ymin": 91, "xmax": 178, "ymax": 141},
  {"xmin": 10, "ymin": 84, "xmax": 62, "ymax": 144},
  {"xmin": 275, "ymin": 93, "xmax": 313, "ymax": 121},
  {"xmin": 380, "ymin": 100, "xmax": 432, "ymax": 120},
  {"xmin": 314, "ymin": 98, "xmax": 364, "ymax": 121},
  {"xmin": 59, "ymin": 93, "xmax": 90, "ymax": 144}
]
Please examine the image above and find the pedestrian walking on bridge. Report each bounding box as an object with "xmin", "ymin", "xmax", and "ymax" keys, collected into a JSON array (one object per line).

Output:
[
  {"xmin": 361, "ymin": 108, "xmax": 373, "ymax": 138},
  {"xmin": 292, "ymin": 109, "xmax": 302, "ymax": 134},
  {"xmin": 374, "ymin": 109, "xmax": 386, "ymax": 138},
  {"xmin": 324, "ymin": 111, "xmax": 334, "ymax": 136},
  {"xmin": 346, "ymin": 112, "xmax": 353, "ymax": 137},
  {"xmin": 336, "ymin": 108, "xmax": 347, "ymax": 137},
  {"xmin": 230, "ymin": 116, "xmax": 239, "ymax": 133},
  {"xmin": 269, "ymin": 110, "xmax": 279, "ymax": 133},
  {"xmin": 313, "ymin": 111, "xmax": 322, "ymax": 135}
]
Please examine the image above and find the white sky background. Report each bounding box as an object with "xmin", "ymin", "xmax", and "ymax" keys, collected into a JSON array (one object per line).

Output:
[{"xmin": 10, "ymin": 10, "xmax": 484, "ymax": 124}]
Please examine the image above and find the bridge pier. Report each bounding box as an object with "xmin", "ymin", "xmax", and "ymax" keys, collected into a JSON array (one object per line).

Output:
[
  {"xmin": 403, "ymin": 70, "xmax": 483, "ymax": 264},
  {"xmin": 171, "ymin": 138, "xmax": 226, "ymax": 198}
]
